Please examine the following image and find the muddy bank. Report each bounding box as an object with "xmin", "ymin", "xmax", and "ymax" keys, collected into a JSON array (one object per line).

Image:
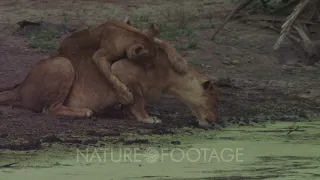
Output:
[
  {"xmin": 1, "ymin": 86, "xmax": 319, "ymax": 151},
  {"xmin": 1, "ymin": 121, "xmax": 319, "ymax": 180}
]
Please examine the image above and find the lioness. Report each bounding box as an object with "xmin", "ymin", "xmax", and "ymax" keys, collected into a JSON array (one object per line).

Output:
[
  {"xmin": 0, "ymin": 19, "xmax": 218, "ymax": 127},
  {"xmin": 59, "ymin": 19, "xmax": 188, "ymax": 105},
  {"xmin": 0, "ymin": 47, "xmax": 218, "ymax": 128}
]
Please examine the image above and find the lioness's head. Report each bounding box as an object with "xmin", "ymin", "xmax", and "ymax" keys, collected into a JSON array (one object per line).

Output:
[
  {"xmin": 185, "ymin": 77, "xmax": 219, "ymax": 128},
  {"xmin": 196, "ymin": 79, "xmax": 219, "ymax": 127},
  {"xmin": 164, "ymin": 68, "xmax": 219, "ymax": 128}
]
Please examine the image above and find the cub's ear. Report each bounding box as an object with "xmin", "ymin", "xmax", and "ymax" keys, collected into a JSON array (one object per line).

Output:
[
  {"xmin": 150, "ymin": 23, "xmax": 161, "ymax": 36},
  {"xmin": 123, "ymin": 16, "xmax": 131, "ymax": 25},
  {"xmin": 143, "ymin": 23, "xmax": 161, "ymax": 38}
]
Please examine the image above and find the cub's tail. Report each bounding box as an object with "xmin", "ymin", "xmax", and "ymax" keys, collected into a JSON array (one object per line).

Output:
[{"xmin": 155, "ymin": 38, "xmax": 188, "ymax": 74}]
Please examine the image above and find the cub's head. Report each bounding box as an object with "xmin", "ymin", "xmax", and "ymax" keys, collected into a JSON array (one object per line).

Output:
[
  {"xmin": 123, "ymin": 17, "xmax": 161, "ymax": 38},
  {"xmin": 122, "ymin": 17, "xmax": 161, "ymax": 64},
  {"xmin": 90, "ymin": 18, "xmax": 160, "ymax": 61}
]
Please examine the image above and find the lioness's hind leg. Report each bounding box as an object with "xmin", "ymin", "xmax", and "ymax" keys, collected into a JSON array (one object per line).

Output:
[
  {"xmin": 18, "ymin": 56, "xmax": 81, "ymax": 114},
  {"xmin": 44, "ymin": 103, "xmax": 93, "ymax": 118}
]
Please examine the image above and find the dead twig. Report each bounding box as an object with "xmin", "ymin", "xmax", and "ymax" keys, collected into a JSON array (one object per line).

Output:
[
  {"xmin": 211, "ymin": 0, "xmax": 254, "ymax": 40},
  {"xmin": 287, "ymin": 122, "xmax": 300, "ymax": 135}
]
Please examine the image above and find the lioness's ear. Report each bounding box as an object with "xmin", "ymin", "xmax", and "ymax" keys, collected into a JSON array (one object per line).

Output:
[
  {"xmin": 202, "ymin": 80, "xmax": 211, "ymax": 90},
  {"xmin": 123, "ymin": 16, "xmax": 131, "ymax": 25},
  {"xmin": 143, "ymin": 23, "xmax": 161, "ymax": 38}
]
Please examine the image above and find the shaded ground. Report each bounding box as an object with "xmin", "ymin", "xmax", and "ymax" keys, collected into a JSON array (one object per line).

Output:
[{"xmin": 0, "ymin": 0, "xmax": 319, "ymax": 150}]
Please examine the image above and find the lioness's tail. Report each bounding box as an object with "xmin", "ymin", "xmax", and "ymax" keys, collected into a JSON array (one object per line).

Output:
[
  {"xmin": 0, "ymin": 84, "xmax": 20, "ymax": 105},
  {"xmin": 155, "ymin": 38, "xmax": 188, "ymax": 74},
  {"xmin": 0, "ymin": 84, "xmax": 20, "ymax": 92}
]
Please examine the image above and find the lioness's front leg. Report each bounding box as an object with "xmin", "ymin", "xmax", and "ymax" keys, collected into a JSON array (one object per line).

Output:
[
  {"xmin": 129, "ymin": 96, "xmax": 161, "ymax": 124},
  {"xmin": 92, "ymin": 48, "xmax": 134, "ymax": 105}
]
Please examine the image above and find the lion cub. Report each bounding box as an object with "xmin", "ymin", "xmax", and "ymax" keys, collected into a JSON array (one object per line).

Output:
[{"xmin": 59, "ymin": 20, "xmax": 159, "ymax": 105}]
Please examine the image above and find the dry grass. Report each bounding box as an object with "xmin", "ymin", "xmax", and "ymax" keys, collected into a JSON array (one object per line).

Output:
[
  {"xmin": 27, "ymin": 27, "xmax": 60, "ymax": 52},
  {"xmin": 1, "ymin": 0, "xmax": 214, "ymax": 53}
]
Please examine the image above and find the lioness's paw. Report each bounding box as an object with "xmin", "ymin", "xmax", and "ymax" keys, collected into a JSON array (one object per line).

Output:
[
  {"xmin": 198, "ymin": 120, "xmax": 210, "ymax": 128},
  {"xmin": 152, "ymin": 117, "xmax": 162, "ymax": 124},
  {"xmin": 139, "ymin": 117, "xmax": 162, "ymax": 124},
  {"xmin": 81, "ymin": 108, "xmax": 93, "ymax": 118}
]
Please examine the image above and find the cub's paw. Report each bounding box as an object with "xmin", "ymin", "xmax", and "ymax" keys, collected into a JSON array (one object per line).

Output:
[
  {"xmin": 139, "ymin": 116, "xmax": 162, "ymax": 124},
  {"xmin": 169, "ymin": 53, "xmax": 188, "ymax": 74},
  {"xmin": 117, "ymin": 91, "xmax": 134, "ymax": 105},
  {"xmin": 116, "ymin": 83, "xmax": 134, "ymax": 105}
]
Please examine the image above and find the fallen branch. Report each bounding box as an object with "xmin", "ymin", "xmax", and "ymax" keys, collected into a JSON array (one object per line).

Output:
[
  {"xmin": 293, "ymin": 23, "xmax": 312, "ymax": 53},
  {"xmin": 273, "ymin": 0, "xmax": 313, "ymax": 50},
  {"xmin": 0, "ymin": 162, "xmax": 18, "ymax": 169},
  {"xmin": 254, "ymin": 20, "xmax": 320, "ymax": 61},
  {"xmin": 250, "ymin": 20, "xmax": 302, "ymax": 42},
  {"xmin": 211, "ymin": 0, "xmax": 254, "ymax": 40},
  {"xmin": 239, "ymin": 14, "xmax": 317, "ymax": 24},
  {"xmin": 267, "ymin": 24, "xmax": 301, "ymax": 43}
]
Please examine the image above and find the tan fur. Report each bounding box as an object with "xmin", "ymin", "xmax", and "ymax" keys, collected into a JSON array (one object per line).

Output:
[{"xmin": 0, "ymin": 46, "xmax": 218, "ymax": 127}]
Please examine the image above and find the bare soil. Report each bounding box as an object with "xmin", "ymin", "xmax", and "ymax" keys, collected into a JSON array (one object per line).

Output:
[{"xmin": 0, "ymin": 0, "xmax": 319, "ymax": 150}]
